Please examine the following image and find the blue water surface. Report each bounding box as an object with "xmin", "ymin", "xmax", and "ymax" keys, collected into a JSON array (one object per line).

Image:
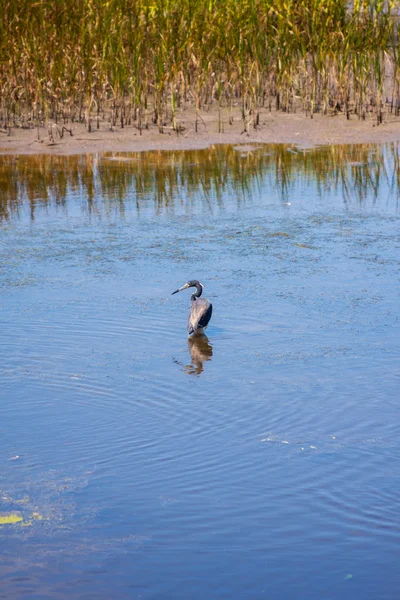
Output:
[{"xmin": 0, "ymin": 144, "xmax": 399, "ymax": 600}]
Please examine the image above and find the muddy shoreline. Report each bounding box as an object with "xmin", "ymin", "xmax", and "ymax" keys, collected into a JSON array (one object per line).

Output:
[{"xmin": 1, "ymin": 107, "xmax": 400, "ymax": 155}]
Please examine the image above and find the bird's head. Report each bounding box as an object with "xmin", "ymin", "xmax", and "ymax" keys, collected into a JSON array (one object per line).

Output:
[{"xmin": 171, "ymin": 280, "xmax": 204, "ymax": 295}]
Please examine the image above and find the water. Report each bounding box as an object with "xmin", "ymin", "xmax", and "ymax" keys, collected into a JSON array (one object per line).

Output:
[{"xmin": 0, "ymin": 144, "xmax": 399, "ymax": 599}]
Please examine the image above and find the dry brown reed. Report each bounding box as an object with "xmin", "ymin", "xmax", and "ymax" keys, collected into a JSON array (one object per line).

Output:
[{"xmin": 1, "ymin": 0, "xmax": 400, "ymax": 134}]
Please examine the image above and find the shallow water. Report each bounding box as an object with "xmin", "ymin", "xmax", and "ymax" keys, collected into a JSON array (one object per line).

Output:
[{"xmin": 1, "ymin": 143, "xmax": 399, "ymax": 599}]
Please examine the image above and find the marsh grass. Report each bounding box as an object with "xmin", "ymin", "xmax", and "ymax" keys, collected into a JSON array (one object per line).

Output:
[{"xmin": 1, "ymin": 1, "xmax": 400, "ymax": 134}]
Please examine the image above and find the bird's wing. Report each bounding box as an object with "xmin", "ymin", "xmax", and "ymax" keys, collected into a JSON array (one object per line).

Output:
[
  {"xmin": 197, "ymin": 302, "xmax": 212, "ymax": 329},
  {"xmin": 187, "ymin": 300, "xmax": 213, "ymax": 334}
]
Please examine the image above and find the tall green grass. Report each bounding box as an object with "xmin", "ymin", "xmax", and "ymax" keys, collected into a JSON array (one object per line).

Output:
[{"xmin": 1, "ymin": 0, "xmax": 399, "ymax": 132}]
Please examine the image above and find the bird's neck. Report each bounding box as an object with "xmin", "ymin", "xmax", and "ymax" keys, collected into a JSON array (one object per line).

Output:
[{"xmin": 191, "ymin": 283, "xmax": 202, "ymax": 300}]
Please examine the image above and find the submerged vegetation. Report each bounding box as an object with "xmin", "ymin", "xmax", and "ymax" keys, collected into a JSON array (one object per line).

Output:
[
  {"xmin": 0, "ymin": 513, "xmax": 23, "ymax": 525},
  {"xmin": 0, "ymin": 144, "xmax": 399, "ymax": 220},
  {"xmin": 1, "ymin": 0, "xmax": 400, "ymax": 134}
]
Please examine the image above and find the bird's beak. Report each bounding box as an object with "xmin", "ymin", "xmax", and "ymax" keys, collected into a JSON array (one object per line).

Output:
[{"xmin": 172, "ymin": 283, "xmax": 190, "ymax": 295}]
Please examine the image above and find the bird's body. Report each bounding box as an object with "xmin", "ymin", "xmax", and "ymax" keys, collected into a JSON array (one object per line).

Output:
[
  {"xmin": 187, "ymin": 296, "xmax": 212, "ymax": 335},
  {"xmin": 172, "ymin": 280, "xmax": 213, "ymax": 336}
]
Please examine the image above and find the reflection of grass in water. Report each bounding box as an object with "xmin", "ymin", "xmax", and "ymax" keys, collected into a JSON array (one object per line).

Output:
[{"xmin": 0, "ymin": 143, "xmax": 398, "ymax": 222}]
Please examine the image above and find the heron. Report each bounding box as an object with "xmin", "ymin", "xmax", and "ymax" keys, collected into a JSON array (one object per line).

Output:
[{"xmin": 172, "ymin": 279, "xmax": 213, "ymax": 336}]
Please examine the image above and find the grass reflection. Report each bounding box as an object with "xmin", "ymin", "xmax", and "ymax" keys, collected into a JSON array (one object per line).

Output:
[{"xmin": 0, "ymin": 143, "xmax": 398, "ymax": 222}]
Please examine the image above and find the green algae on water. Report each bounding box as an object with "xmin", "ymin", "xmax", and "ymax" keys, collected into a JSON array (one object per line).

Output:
[{"xmin": 0, "ymin": 513, "xmax": 23, "ymax": 525}]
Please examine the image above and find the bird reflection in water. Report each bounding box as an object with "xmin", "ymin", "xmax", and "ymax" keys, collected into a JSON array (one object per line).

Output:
[
  {"xmin": 173, "ymin": 334, "xmax": 213, "ymax": 376},
  {"xmin": 186, "ymin": 334, "xmax": 213, "ymax": 375}
]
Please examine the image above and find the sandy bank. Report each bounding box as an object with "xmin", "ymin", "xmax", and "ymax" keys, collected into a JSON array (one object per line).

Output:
[{"xmin": 1, "ymin": 107, "xmax": 400, "ymax": 155}]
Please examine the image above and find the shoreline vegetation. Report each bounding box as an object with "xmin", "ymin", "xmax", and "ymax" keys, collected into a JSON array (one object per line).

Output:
[{"xmin": 2, "ymin": 0, "xmax": 400, "ymax": 152}]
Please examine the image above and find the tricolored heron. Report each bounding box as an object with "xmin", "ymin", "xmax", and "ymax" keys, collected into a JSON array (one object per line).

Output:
[{"xmin": 172, "ymin": 279, "xmax": 213, "ymax": 336}]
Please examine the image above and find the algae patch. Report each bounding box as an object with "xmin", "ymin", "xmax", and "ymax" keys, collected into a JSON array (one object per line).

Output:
[
  {"xmin": 0, "ymin": 512, "xmax": 23, "ymax": 525},
  {"xmin": 0, "ymin": 470, "xmax": 93, "ymax": 537}
]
